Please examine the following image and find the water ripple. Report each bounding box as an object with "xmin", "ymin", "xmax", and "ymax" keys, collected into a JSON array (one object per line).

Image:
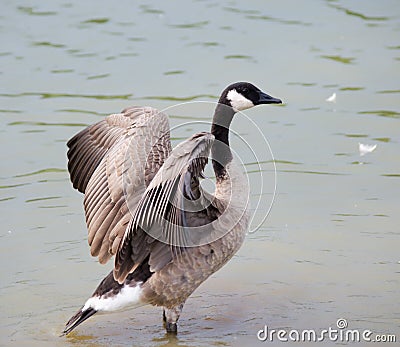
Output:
[
  {"xmin": 87, "ymin": 73, "xmax": 110, "ymax": 80},
  {"xmin": 0, "ymin": 183, "xmax": 30, "ymax": 189},
  {"xmin": 0, "ymin": 196, "xmax": 15, "ymax": 202},
  {"xmin": 288, "ymin": 82, "xmax": 317, "ymax": 87},
  {"xmin": 381, "ymin": 174, "xmax": 400, "ymax": 178},
  {"xmin": 373, "ymin": 137, "xmax": 391, "ymax": 143},
  {"xmin": 143, "ymin": 94, "xmax": 217, "ymax": 102},
  {"xmin": 333, "ymin": 213, "xmax": 369, "ymax": 217},
  {"xmin": 300, "ymin": 107, "xmax": 320, "ymax": 112},
  {"xmin": 223, "ymin": 7, "xmax": 260, "ymax": 15},
  {"xmin": 358, "ymin": 110, "xmax": 400, "ymax": 119},
  {"xmin": 245, "ymin": 159, "xmax": 302, "ymax": 166},
  {"xmin": 321, "ymin": 55, "xmax": 356, "ymax": 64},
  {"xmin": 15, "ymin": 168, "xmax": 66, "ymax": 178},
  {"xmin": 377, "ymin": 89, "xmax": 400, "ymax": 94},
  {"xmin": 343, "ymin": 133, "xmax": 368, "ymax": 138},
  {"xmin": 56, "ymin": 109, "xmax": 104, "ymax": 116},
  {"xmin": 169, "ymin": 21, "xmax": 209, "ymax": 29},
  {"xmin": 329, "ymin": 4, "xmax": 389, "ymax": 21},
  {"xmin": 279, "ymin": 169, "xmax": 347, "ymax": 176},
  {"xmin": 224, "ymin": 55, "xmax": 254, "ymax": 61},
  {"xmin": 127, "ymin": 37, "xmax": 147, "ymax": 42},
  {"xmin": 0, "ymin": 109, "xmax": 22, "ymax": 114},
  {"xmin": 187, "ymin": 42, "xmax": 221, "ymax": 47},
  {"xmin": 246, "ymin": 14, "xmax": 312, "ymax": 26},
  {"xmin": 140, "ymin": 5, "xmax": 164, "ymax": 15},
  {"xmin": 25, "ymin": 196, "xmax": 61, "ymax": 203},
  {"xmin": 0, "ymin": 92, "xmax": 132, "ymax": 100},
  {"xmin": 339, "ymin": 86, "xmax": 364, "ymax": 91},
  {"xmin": 163, "ymin": 70, "xmax": 185, "ymax": 76},
  {"xmin": 32, "ymin": 41, "xmax": 65, "ymax": 49},
  {"xmin": 81, "ymin": 18, "xmax": 110, "ymax": 24},
  {"xmin": 51, "ymin": 69, "xmax": 74, "ymax": 74},
  {"xmin": 17, "ymin": 6, "xmax": 57, "ymax": 16},
  {"xmin": 9, "ymin": 121, "xmax": 87, "ymax": 127}
]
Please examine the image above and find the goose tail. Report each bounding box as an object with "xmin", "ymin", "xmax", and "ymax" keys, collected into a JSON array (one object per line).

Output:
[
  {"xmin": 62, "ymin": 306, "xmax": 97, "ymax": 335},
  {"xmin": 61, "ymin": 270, "xmax": 146, "ymax": 336}
]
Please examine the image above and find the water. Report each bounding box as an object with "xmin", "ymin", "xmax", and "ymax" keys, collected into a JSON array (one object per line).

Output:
[{"xmin": 1, "ymin": 0, "xmax": 399, "ymax": 346}]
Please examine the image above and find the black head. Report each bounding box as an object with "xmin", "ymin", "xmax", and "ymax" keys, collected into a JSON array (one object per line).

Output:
[{"xmin": 219, "ymin": 82, "xmax": 282, "ymax": 112}]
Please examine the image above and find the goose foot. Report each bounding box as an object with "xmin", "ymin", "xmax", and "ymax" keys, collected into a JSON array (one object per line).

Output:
[
  {"xmin": 162, "ymin": 304, "xmax": 184, "ymax": 334},
  {"xmin": 165, "ymin": 322, "xmax": 177, "ymax": 333}
]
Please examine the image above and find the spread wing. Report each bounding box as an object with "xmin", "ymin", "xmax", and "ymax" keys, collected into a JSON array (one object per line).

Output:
[
  {"xmin": 67, "ymin": 106, "xmax": 172, "ymax": 264},
  {"xmin": 114, "ymin": 132, "xmax": 215, "ymax": 283}
]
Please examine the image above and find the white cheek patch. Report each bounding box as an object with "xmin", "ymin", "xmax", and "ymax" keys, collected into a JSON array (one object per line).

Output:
[{"xmin": 227, "ymin": 89, "xmax": 254, "ymax": 111}]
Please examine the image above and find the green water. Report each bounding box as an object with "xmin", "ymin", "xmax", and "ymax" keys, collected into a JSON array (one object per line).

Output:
[{"xmin": 1, "ymin": 1, "xmax": 399, "ymax": 346}]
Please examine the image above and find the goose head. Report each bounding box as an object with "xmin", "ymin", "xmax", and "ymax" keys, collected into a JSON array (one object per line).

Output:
[
  {"xmin": 219, "ymin": 82, "xmax": 282, "ymax": 112},
  {"xmin": 211, "ymin": 82, "xmax": 282, "ymax": 177}
]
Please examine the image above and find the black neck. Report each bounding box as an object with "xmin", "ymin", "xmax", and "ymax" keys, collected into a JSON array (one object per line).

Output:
[{"xmin": 211, "ymin": 103, "xmax": 236, "ymax": 179}]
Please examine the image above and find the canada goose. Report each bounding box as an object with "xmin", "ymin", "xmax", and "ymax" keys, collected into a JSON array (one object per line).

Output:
[{"xmin": 62, "ymin": 82, "xmax": 282, "ymax": 335}]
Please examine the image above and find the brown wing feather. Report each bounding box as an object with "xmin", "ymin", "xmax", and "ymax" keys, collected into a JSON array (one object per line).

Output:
[
  {"xmin": 67, "ymin": 116, "xmax": 132, "ymax": 193},
  {"xmin": 114, "ymin": 132, "xmax": 214, "ymax": 283},
  {"xmin": 67, "ymin": 106, "xmax": 171, "ymax": 264}
]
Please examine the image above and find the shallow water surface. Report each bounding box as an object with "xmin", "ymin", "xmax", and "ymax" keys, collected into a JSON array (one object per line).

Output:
[{"xmin": 1, "ymin": 1, "xmax": 399, "ymax": 346}]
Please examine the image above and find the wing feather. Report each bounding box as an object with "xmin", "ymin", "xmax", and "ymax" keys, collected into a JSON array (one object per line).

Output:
[
  {"xmin": 114, "ymin": 132, "xmax": 214, "ymax": 283},
  {"xmin": 67, "ymin": 106, "xmax": 171, "ymax": 264}
]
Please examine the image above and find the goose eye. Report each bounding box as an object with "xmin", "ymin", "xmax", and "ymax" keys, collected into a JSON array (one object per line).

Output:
[{"xmin": 241, "ymin": 87, "xmax": 248, "ymax": 94}]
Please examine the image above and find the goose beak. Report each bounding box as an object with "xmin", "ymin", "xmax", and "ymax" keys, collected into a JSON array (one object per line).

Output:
[{"xmin": 257, "ymin": 91, "xmax": 282, "ymax": 105}]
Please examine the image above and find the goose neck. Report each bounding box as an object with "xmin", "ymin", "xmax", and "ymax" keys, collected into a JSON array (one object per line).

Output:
[{"xmin": 211, "ymin": 103, "xmax": 236, "ymax": 179}]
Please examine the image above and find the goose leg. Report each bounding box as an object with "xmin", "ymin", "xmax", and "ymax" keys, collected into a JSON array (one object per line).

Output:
[{"xmin": 163, "ymin": 304, "xmax": 184, "ymax": 333}]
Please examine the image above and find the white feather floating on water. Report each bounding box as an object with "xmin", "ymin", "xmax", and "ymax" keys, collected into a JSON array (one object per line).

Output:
[
  {"xmin": 326, "ymin": 92, "xmax": 336, "ymax": 103},
  {"xmin": 359, "ymin": 143, "xmax": 377, "ymax": 156}
]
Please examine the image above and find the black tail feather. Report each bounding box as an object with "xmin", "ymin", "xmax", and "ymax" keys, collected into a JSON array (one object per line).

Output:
[
  {"xmin": 62, "ymin": 307, "xmax": 97, "ymax": 336},
  {"xmin": 61, "ymin": 265, "xmax": 152, "ymax": 336}
]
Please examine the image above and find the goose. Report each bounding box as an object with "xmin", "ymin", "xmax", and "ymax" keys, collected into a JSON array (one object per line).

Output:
[{"xmin": 62, "ymin": 82, "xmax": 282, "ymax": 335}]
